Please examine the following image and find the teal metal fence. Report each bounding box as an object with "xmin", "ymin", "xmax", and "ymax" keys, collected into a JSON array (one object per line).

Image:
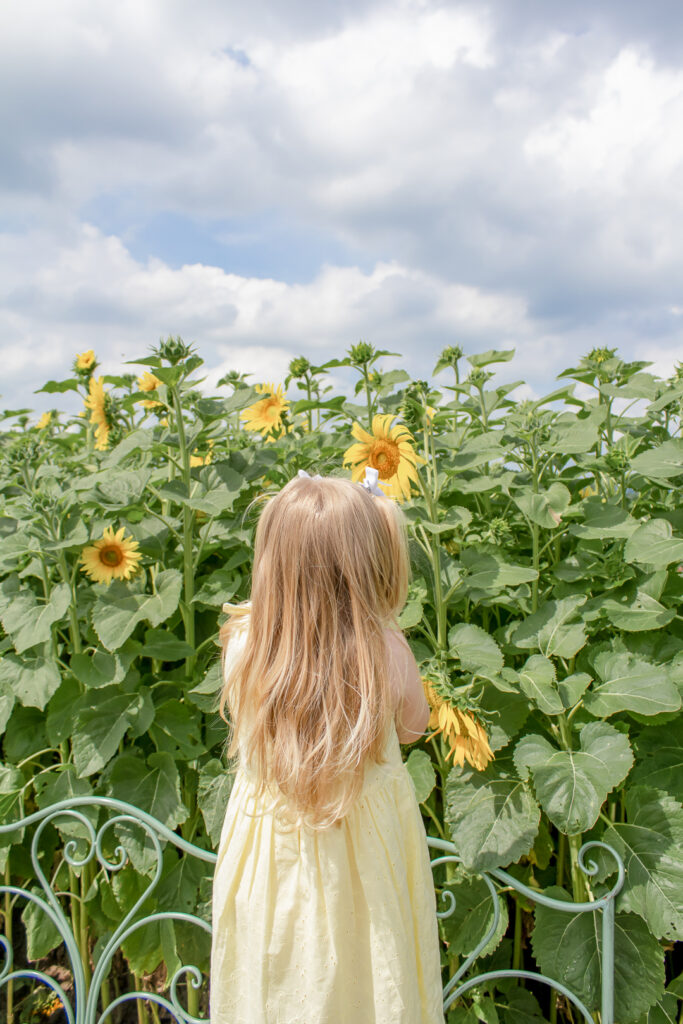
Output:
[{"xmin": 0, "ymin": 798, "xmax": 625, "ymax": 1023}]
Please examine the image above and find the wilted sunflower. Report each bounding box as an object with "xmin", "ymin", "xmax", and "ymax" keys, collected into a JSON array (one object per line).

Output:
[
  {"xmin": 240, "ymin": 383, "xmax": 289, "ymax": 436},
  {"xmin": 83, "ymin": 376, "xmax": 111, "ymax": 450},
  {"xmin": 81, "ymin": 526, "xmax": 142, "ymax": 584},
  {"xmin": 343, "ymin": 414, "xmax": 425, "ymax": 501},
  {"xmin": 36, "ymin": 411, "xmax": 52, "ymax": 429},
  {"xmin": 75, "ymin": 350, "xmax": 96, "ymax": 372},
  {"xmin": 422, "ymin": 678, "xmax": 494, "ymax": 772}
]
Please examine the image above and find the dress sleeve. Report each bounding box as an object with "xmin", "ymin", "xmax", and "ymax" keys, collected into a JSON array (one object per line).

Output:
[{"xmin": 384, "ymin": 628, "xmax": 430, "ymax": 744}]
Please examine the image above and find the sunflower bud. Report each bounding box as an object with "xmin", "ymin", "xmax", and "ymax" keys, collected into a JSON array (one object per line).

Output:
[
  {"xmin": 155, "ymin": 335, "xmax": 194, "ymax": 365},
  {"xmin": 349, "ymin": 341, "xmax": 376, "ymax": 368}
]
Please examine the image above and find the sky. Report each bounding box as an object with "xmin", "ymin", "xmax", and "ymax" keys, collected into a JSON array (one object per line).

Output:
[{"xmin": 2, "ymin": 0, "xmax": 683, "ymax": 419}]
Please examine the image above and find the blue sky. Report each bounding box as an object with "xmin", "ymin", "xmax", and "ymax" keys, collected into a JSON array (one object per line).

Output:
[{"xmin": 1, "ymin": 0, "xmax": 682, "ymax": 418}]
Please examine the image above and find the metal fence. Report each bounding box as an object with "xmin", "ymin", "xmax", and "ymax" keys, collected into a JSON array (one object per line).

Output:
[{"xmin": 0, "ymin": 798, "xmax": 624, "ymax": 1023}]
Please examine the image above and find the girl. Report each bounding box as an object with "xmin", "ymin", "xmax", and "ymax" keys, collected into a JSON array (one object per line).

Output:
[{"xmin": 210, "ymin": 469, "xmax": 445, "ymax": 1024}]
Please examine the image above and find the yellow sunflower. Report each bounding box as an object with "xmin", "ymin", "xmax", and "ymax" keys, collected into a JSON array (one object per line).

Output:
[
  {"xmin": 138, "ymin": 371, "xmax": 162, "ymax": 392},
  {"xmin": 81, "ymin": 526, "xmax": 142, "ymax": 584},
  {"xmin": 343, "ymin": 414, "xmax": 425, "ymax": 501},
  {"xmin": 36, "ymin": 411, "xmax": 52, "ymax": 429},
  {"xmin": 83, "ymin": 375, "xmax": 110, "ymax": 450},
  {"xmin": 75, "ymin": 349, "xmax": 96, "ymax": 371},
  {"xmin": 240, "ymin": 383, "xmax": 289, "ymax": 436},
  {"xmin": 422, "ymin": 678, "xmax": 494, "ymax": 772}
]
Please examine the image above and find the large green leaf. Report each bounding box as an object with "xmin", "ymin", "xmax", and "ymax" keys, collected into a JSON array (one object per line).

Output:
[
  {"xmin": 0, "ymin": 653, "xmax": 61, "ymax": 710},
  {"xmin": 91, "ymin": 569, "xmax": 182, "ymax": 650},
  {"xmin": 439, "ymin": 867, "xmax": 509, "ymax": 958},
  {"xmin": 478, "ymin": 686, "xmax": 530, "ymax": 752},
  {"xmin": 72, "ymin": 688, "xmax": 148, "ymax": 776},
  {"xmin": 630, "ymin": 720, "xmax": 683, "ymax": 802},
  {"xmin": 514, "ymin": 722, "xmax": 633, "ymax": 834},
  {"xmin": 70, "ymin": 642, "xmax": 140, "ymax": 688},
  {"xmin": 517, "ymin": 655, "xmax": 564, "ymax": 715},
  {"xmin": 624, "ymin": 519, "xmax": 683, "ymax": 569},
  {"xmin": 570, "ymin": 500, "xmax": 639, "ymax": 540},
  {"xmin": 444, "ymin": 756, "xmax": 539, "ymax": 871},
  {"xmin": 584, "ymin": 651, "xmax": 681, "ymax": 718},
  {"xmin": 636, "ymin": 994, "xmax": 679, "ymax": 1024},
  {"xmin": 149, "ymin": 700, "xmax": 206, "ymax": 760},
  {"xmin": 532, "ymin": 887, "xmax": 665, "ymax": 1023},
  {"xmin": 449, "ymin": 623, "xmax": 504, "ymax": 676},
  {"xmin": 600, "ymin": 787, "xmax": 683, "ymax": 940},
  {"xmin": 0, "ymin": 578, "xmax": 71, "ymax": 654},
  {"xmin": 106, "ymin": 752, "xmax": 188, "ymax": 829},
  {"xmin": 405, "ymin": 749, "xmax": 436, "ymax": 804},
  {"xmin": 601, "ymin": 591, "xmax": 675, "ymax": 632},
  {"xmin": 512, "ymin": 595, "xmax": 587, "ymax": 659},
  {"xmin": 630, "ymin": 439, "xmax": 683, "ymax": 481},
  {"xmin": 460, "ymin": 550, "xmax": 538, "ymax": 598},
  {"xmin": 22, "ymin": 888, "xmax": 62, "ymax": 960},
  {"xmin": 198, "ymin": 759, "xmax": 235, "ymax": 846},
  {"xmin": 512, "ymin": 483, "xmax": 571, "ymax": 529}
]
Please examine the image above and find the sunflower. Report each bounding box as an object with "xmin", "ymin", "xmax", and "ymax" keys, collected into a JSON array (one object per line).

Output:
[
  {"xmin": 83, "ymin": 376, "xmax": 111, "ymax": 450},
  {"xmin": 138, "ymin": 371, "xmax": 162, "ymax": 392},
  {"xmin": 81, "ymin": 526, "xmax": 142, "ymax": 584},
  {"xmin": 36, "ymin": 411, "xmax": 52, "ymax": 429},
  {"xmin": 240, "ymin": 383, "xmax": 289, "ymax": 436},
  {"xmin": 343, "ymin": 414, "xmax": 425, "ymax": 501},
  {"xmin": 422, "ymin": 678, "xmax": 494, "ymax": 772},
  {"xmin": 75, "ymin": 350, "xmax": 96, "ymax": 371}
]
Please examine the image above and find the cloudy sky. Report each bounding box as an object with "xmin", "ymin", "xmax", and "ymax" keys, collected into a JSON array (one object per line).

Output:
[{"xmin": 2, "ymin": 0, "xmax": 683, "ymax": 418}]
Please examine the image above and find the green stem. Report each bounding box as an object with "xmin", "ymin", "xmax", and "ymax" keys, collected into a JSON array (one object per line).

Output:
[
  {"xmin": 171, "ymin": 386, "xmax": 196, "ymax": 680},
  {"xmin": 56, "ymin": 550, "xmax": 82, "ymax": 656},
  {"xmin": 452, "ymin": 362, "xmax": 460, "ymax": 435}
]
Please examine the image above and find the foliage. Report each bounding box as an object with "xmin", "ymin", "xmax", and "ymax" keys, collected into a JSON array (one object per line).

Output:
[{"xmin": 0, "ymin": 340, "xmax": 682, "ymax": 1021}]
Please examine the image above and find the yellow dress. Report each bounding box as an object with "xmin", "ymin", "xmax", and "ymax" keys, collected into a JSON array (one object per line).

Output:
[{"xmin": 210, "ymin": 630, "xmax": 445, "ymax": 1024}]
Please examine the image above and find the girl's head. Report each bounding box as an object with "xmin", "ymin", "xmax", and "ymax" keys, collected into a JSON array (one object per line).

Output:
[{"xmin": 220, "ymin": 473, "xmax": 410, "ymax": 829}]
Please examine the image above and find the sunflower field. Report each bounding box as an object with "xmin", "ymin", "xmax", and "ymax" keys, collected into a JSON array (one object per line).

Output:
[{"xmin": 0, "ymin": 337, "xmax": 682, "ymax": 1023}]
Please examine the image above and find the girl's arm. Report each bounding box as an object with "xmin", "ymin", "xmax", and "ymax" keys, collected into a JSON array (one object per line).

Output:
[{"xmin": 384, "ymin": 628, "xmax": 430, "ymax": 744}]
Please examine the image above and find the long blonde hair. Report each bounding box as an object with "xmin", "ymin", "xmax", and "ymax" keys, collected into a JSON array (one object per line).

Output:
[{"xmin": 219, "ymin": 474, "xmax": 410, "ymax": 829}]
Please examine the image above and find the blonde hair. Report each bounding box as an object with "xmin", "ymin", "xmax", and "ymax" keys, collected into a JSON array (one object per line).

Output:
[{"xmin": 218, "ymin": 474, "xmax": 410, "ymax": 830}]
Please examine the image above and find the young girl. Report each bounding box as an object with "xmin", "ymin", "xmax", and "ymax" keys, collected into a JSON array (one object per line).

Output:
[{"xmin": 210, "ymin": 470, "xmax": 445, "ymax": 1024}]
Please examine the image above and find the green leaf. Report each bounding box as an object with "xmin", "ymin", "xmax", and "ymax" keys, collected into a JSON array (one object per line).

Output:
[
  {"xmin": 439, "ymin": 867, "xmax": 509, "ymax": 958},
  {"xmin": 405, "ymin": 749, "xmax": 436, "ymax": 804},
  {"xmin": 0, "ymin": 578, "xmax": 71, "ymax": 653},
  {"xmin": 514, "ymin": 722, "xmax": 633, "ymax": 834},
  {"xmin": 478, "ymin": 687, "xmax": 530, "ymax": 752},
  {"xmin": 467, "ymin": 349, "xmax": 515, "ymax": 368},
  {"xmin": 558, "ymin": 672, "xmax": 591, "ymax": 709},
  {"xmin": 636, "ymin": 994, "xmax": 679, "ymax": 1024},
  {"xmin": 532, "ymin": 887, "xmax": 665, "ymax": 1022},
  {"xmin": 36, "ymin": 378, "xmax": 80, "ymax": 394},
  {"xmin": 570, "ymin": 500, "xmax": 639, "ymax": 540},
  {"xmin": 106, "ymin": 751, "xmax": 188, "ymax": 829},
  {"xmin": 0, "ymin": 653, "xmax": 61, "ymax": 710},
  {"xmin": 499, "ymin": 988, "xmax": 546, "ymax": 1024},
  {"xmin": 70, "ymin": 642, "xmax": 140, "ymax": 688},
  {"xmin": 444, "ymin": 755, "xmax": 539, "ymax": 871},
  {"xmin": 46, "ymin": 677, "xmax": 81, "ymax": 745},
  {"xmin": 460, "ymin": 550, "xmax": 538, "ymax": 597},
  {"xmin": 149, "ymin": 700, "xmax": 206, "ymax": 760},
  {"xmin": 600, "ymin": 787, "xmax": 683, "ymax": 940},
  {"xmin": 449, "ymin": 623, "xmax": 504, "ymax": 676},
  {"xmin": 584, "ymin": 651, "xmax": 681, "ymax": 718},
  {"xmin": 601, "ymin": 591, "xmax": 675, "ymax": 633},
  {"xmin": 630, "ymin": 720, "xmax": 683, "ymax": 802},
  {"xmin": 91, "ymin": 569, "xmax": 182, "ymax": 650},
  {"xmin": 517, "ymin": 655, "xmax": 564, "ymax": 715},
  {"xmin": 72, "ymin": 688, "xmax": 146, "ymax": 776},
  {"xmin": 631, "ymin": 439, "xmax": 683, "ymax": 481},
  {"xmin": 35, "ymin": 766, "xmax": 98, "ymax": 842},
  {"xmin": 4, "ymin": 705, "xmax": 48, "ymax": 762},
  {"xmin": 22, "ymin": 888, "xmax": 63, "ymax": 960},
  {"xmin": 624, "ymin": 519, "xmax": 683, "ymax": 569},
  {"xmin": 197, "ymin": 759, "xmax": 235, "ymax": 846},
  {"xmin": 512, "ymin": 483, "xmax": 571, "ymax": 529},
  {"xmin": 192, "ymin": 568, "xmax": 241, "ymax": 608},
  {"xmin": 512, "ymin": 596, "xmax": 587, "ymax": 659},
  {"xmin": 142, "ymin": 629, "xmax": 195, "ymax": 660}
]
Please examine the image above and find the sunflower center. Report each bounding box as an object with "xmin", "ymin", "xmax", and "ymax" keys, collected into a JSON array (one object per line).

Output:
[
  {"xmin": 100, "ymin": 546, "xmax": 123, "ymax": 567},
  {"xmin": 369, "ymin": 439, "xmax": 400, "ymax": 479},
  {"xmin": 264, "ymin": 399, "xmax": 281, "ymax": 420}
]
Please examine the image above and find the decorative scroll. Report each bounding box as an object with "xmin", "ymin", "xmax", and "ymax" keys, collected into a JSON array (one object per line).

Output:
[{"xmin": 0, "ymin": 799, "xmax": 625, "ymax": 1024}]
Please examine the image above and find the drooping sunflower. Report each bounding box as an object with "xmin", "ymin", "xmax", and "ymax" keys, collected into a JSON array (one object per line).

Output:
[
  {"xmin": 81, "ymin": 526, "xmax": 142, "ymax": 584},
  {"xmin": 240, "ymin": 383, "xmax": 289, "ymax": 436},
  {"xmin": 75, "ymin": 349, "xmax": 96, "ymax": 371},
  {"xmin": 83, "ymin": 376, "xmax": 111, "ymax": 450},
  {"xmin": 343, "ymin": 414, "xmax": 425, "ymax": 501},
  {"xmin": 422, "ymin": 678, "xmax": 494, "ymax": 772}
]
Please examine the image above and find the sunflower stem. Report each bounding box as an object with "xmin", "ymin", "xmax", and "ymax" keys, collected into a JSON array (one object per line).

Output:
[{"xmin": 171, "ymin": 385, "xmax": 197, "ymax": 681}]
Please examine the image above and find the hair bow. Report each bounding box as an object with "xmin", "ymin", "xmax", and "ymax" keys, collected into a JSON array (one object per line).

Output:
[
  {"xmin": 297, "ymin": 469, "xmax": 322, "ymax": 481},
  {"xmin": 359, "ymin": 466, "xmax": 385, "ymax": 497}
]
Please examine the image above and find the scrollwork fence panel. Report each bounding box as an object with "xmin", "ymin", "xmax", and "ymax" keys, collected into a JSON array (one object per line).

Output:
[{"xmin": 0, "ymin": 798, "xmax": 624, "ymax": 1023}]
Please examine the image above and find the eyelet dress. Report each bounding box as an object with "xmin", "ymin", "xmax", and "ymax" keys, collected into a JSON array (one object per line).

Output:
[{"xmin": 210, "ymin": 625, "xmax": 445, "ymax": 1024}]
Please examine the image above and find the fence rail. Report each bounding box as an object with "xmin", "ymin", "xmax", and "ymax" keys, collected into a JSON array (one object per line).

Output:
[{"xmin": 0, "ymin": 797, "xmax": 624, "ymax": 1023}]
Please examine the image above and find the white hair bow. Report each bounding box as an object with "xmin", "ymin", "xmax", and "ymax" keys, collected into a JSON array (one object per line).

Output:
[{"xmin": 297, "ymin": 467, "xmax": 384, "ymax": 496}]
